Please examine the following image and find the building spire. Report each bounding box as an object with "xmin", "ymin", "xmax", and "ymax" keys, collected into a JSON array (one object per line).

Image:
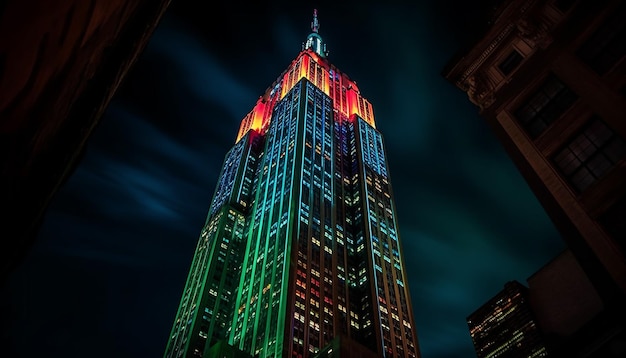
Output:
[
  {"xmin": 303, "ymin": 9, "xmax": 328, "ymax": 58},
  {"xmin": 311, "ymin": 9, "xmax": 319, "ymax": 33}
]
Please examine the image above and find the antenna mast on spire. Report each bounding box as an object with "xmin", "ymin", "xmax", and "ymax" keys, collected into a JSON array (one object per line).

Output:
[
  {"xmin": 311, "ymin": 9, "xmax": 319, "ymax": 33},
  {"xmin": 303, "ymin": 8, "xmax": 327, "ymax": 58}
]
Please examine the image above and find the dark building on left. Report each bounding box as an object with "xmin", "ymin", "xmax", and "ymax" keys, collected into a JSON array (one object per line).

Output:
[{"xmin": 0, "ymin": 0, "xmax": 172, "ymax": 281}]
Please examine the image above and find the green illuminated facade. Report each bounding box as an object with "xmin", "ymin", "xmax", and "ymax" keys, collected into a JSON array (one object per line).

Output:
[{"xmin": 165, "ymin": 10, "xmax": 421, "ymax": 358}]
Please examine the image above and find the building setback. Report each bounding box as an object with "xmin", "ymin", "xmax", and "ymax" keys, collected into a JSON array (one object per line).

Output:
[{"xmin": 164, "ymin": 10, "xmax": 421, "ymax": 358}]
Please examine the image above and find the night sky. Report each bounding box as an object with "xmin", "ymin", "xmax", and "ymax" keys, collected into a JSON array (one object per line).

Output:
[{"xmin": 3, "ymin": 1, "xmax": 567, "ymax": 357}]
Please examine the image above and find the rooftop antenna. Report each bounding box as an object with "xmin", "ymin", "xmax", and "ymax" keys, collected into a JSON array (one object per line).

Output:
[{"xmin": 311, "ymin": 9, "xmax": 319, "ymax": 33}]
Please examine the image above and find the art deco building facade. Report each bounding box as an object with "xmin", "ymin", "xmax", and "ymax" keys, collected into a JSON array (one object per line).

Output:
[
  {"xmin": 165, "ymin": 10, "xmax": 420, "ymax": 358},
  {"xmin": 443, "ymin": 0, "xmax": 626, "ymax": 307},
  {"xmin": 467, "ymin": 281, "xmax": 548, "ymax": 358}
]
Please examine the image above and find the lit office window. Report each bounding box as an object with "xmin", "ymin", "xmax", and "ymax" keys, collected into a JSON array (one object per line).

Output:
[
  {"xmin": 514, "ymin": 75, "xmax": 578, "ymax": 138},
  {"xmin": 553, "ymin": 117, "xmax": 626, "ymax": 192}
]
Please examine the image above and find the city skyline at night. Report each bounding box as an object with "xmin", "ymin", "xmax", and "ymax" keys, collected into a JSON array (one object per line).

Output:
[{"xmin": 165, "ymin": 10, "xmax": 420, "ymax": 357}]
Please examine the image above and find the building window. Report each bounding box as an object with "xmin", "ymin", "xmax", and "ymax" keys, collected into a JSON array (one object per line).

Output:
[
  {"xmin": 498, "ymin": 50, "xmax": 523, "ymax": 75},
  {"xmin": 514, "ymin": 75, "xmax": 578, "ymax": 138},
  {"xmin": 576, "ymin": 2, "xmax": 626, "ymax": 75},
  {"xmin": 553, "ymin": 117, "xmax": 626, "ymax": 192}
]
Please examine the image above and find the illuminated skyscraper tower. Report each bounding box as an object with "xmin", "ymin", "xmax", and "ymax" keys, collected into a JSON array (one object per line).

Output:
[{"xmin": 165, "ymin": 10, "xmax": 421, "ymax": 358}]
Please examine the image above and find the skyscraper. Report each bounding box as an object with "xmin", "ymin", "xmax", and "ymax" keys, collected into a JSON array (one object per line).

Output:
[
  {"xmin": 467, "ymin": 281, "xmax": 548, "ymax": 358},
  {"xmin": 164, "ymin": 10, "xmax": 421, "ymax": 358}
]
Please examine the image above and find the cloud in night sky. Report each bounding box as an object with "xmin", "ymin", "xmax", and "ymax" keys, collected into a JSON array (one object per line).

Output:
[{"xmin": 2, "ymin": 2, "xmax": 566, "ymax": 358}]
